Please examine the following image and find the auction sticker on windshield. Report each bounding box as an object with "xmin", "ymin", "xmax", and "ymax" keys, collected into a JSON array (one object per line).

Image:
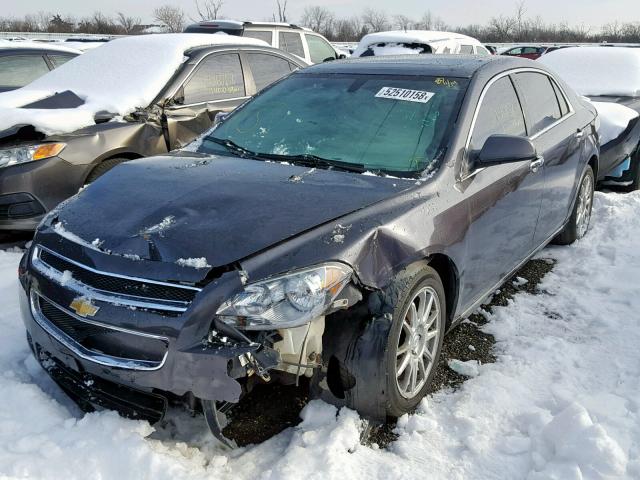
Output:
[{"xmin": 375, "ymin": 87, "xmax": 435, "ymax": 103}]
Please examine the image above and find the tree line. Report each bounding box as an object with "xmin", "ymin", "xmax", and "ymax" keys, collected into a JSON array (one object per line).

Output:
[{"xmin": 1, "ymin": 1, "xmax": 639, "ymax": 44}]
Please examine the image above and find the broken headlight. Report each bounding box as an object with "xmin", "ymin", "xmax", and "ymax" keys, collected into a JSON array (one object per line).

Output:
[
  {"xmin": 217, "ymin": 262, "xmax": 352, "ymax": 330},
  {"xmin": 0, "ymin": 143, "xmax": 66, "ymax": 169}
]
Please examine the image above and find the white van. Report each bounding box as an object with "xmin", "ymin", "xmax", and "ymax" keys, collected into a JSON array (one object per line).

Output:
[
  {"xmin": 184, "ymin": 20, "xmax": 344, "ymax": 64},
  {"xmin": 352, "ymin": 30, "xmax": 490, "ymax": 57}
]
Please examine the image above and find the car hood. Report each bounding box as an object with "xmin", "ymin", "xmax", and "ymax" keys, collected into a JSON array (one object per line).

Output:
[{"xmin": 49, "ymin": 153, "xmax": 414, "ymax": 272}]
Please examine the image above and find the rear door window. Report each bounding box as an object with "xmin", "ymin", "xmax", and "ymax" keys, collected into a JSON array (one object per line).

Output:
[
  {"xmin": 246, "ymin": 53, "xmax": 294, "ymax": 91},
  {"xmin": 47, "ymin": 54, "xmax": 76, "ymax": 68},
  {"xmin": 0, "ymin": 55, "xmax": 50, "ymax": 88},
  {"xmin": 513, "ymin": 72, "xmax": 562, "ymax": 135},
  {"xmin": 470, "ymin": 76, "xmax": 526, "ymax": 152},
  {"xmin": 182, "ymin": 53, "xmax": 246, "ymax": 105},
  {"xmin": 460, "ymin": 45, "xmax": 474, "ymax": 54},
  {"xmin": 279, "ymin": 32, "xmax": 305, "ymax": 58},
  {"xmin": 244, "ymin": 30, "xmax": 273, "ymax": 45},
  {"xmin": 305, "ymin": 34, "xmax": 336, "ymax": 63}
]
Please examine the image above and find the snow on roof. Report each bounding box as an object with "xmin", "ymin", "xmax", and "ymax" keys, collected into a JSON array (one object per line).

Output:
[
  {"xmin": 0, "ymin": 33, "xmax": 268, "ymax": 136},
  {"xmin": 0, "ymin": 40, "xmax": 81, "ymax": 55},
  {"xmin": 539, "ymin": 47, "xmax": 640, "ymax": 97},
  {"xmin": 353, "ymin": 30, "xmax": 482, "ymax": 57}
]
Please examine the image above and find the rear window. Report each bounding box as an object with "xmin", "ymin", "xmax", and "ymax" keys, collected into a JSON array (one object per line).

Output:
[{"xmin": 201, "ymin": 73, "xmax": 469, "ymax": 176}]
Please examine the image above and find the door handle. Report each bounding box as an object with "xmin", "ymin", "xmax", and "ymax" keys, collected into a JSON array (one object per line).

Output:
[
  {"xmin": 576, "ymin": 129, "xmax": 585, "ymax": 139},
  {"xmin": 530, "ymin": 156, "xmax": 545, "ymax": 173}
]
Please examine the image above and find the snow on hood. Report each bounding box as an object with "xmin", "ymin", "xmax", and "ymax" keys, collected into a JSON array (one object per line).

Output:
[
  {"xmin": 591, "ymin": 100, "xmax": 639, "ymax": 145},
  {"xmin": 0, "ymin": 33, "xmax": 268, "ymax": 136},
  {"xmin": 352, "ymin": 30, "xmax": 480, "ymax": 57},
  {"xmin": 539, "ymin": 47, "xmax": 640, "ymax": 97}
]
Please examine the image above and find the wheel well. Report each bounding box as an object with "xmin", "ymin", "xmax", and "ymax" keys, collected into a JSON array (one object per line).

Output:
[
  {"xmin": 588, "ymin": 155, "xmax": 598, "ymax": 180},
  {"xmin": 85, "ymin": 152, "xmax": 144, "ymax": 182},
  {"xmin": 428, "ymin": 254, "xmax": 459, "ymax": 327}
]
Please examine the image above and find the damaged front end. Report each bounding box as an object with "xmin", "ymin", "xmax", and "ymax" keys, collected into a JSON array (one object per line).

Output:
[{"xmin": 19, "ymin": 226, "xmax": 374, "ymax": 446}]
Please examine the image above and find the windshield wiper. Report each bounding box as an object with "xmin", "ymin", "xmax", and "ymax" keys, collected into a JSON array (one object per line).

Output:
[
  {"xmin": 203, "ymin": 137, "xmax": 260, "ymax": 158},
  {"xmin": 263, "ymin": 153, "xmax": 367, "ymax": 173}
]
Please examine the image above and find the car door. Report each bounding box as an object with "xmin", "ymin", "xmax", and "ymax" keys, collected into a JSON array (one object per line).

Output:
[
  {"xmin": 163, "ymin": 53, "xmax": 250, "ymax": 151},
  {"xmin": 458, "ymin": 74, "xmax": 544, "ymax": 307},
  {"xmin": 512, "ymin": 71, "xmax": 585, "ymax": 245}
]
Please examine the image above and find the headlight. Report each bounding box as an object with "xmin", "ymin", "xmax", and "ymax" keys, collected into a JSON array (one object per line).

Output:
[
  {"xmin": 0, "ymin": 143, "xmax": 66, "ymax": 169},
  {"xmin": 217, "ymin": 262, "xmax": 352, "ymax": 330}
]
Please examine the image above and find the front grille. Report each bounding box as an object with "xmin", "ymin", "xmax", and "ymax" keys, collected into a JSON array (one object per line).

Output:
[
  {"xmin": 40, "ymin": 249, "xmax": 198, "ymax": 304},
  {"xmin": 37, "ymin": 295, "xmax": 168, "ymax": 364}
]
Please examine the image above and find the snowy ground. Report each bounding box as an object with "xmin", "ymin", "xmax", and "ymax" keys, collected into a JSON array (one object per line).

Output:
[{"xmin": 1, "ymin": 190, "xmax": 639, "ymax": 479}]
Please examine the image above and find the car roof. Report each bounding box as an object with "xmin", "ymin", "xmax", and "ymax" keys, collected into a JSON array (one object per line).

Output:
[
  {"xmin": 0, "ymin": 40, "xmax": 81, "ymax": 55},
  {"xmin": 301, "ymin": 54, "xmax": 537, "ymax": 79}
]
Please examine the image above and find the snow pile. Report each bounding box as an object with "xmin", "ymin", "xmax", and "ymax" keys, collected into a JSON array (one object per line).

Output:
[
  {"xmin": 0, "ymin": 33, "xmax": 267, "ymax": 135},
  {"xmin": 539, "ymin": 46, "xmax": 640, "ymax": 97},
  {"xmin": 0, "ymin": 192, "xmax": 639, "ymax": 478},
  {"xmin": 591, "ymin": 100, "xmax": 639, "ymax": 145},
  {"xmin": 371, "ymin": 43, "xmax": 427, "ymax": 56},
  {"xmin": 448, "ymin": 359, "xmax": 480, "ymax": 377}
]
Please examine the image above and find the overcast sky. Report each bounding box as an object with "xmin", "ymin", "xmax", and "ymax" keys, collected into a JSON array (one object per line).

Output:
[{"xmin": 8, "ymin": 0, "xmax": 640, "ymax": 28}]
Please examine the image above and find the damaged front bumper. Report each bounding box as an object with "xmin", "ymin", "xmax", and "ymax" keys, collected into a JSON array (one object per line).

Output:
[{"xmin": 19, "ymin": 241, "xmax": 282, "ymax": 423}]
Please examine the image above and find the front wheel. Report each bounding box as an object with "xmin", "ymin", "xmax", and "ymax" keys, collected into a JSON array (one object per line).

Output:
[
  {"xmin": 553, "ymin": 165, "xmax": 595, "ymax": 245},
  {"xmin": 382, "ymin": 265, "xmax": 446, "ymax": 417}
]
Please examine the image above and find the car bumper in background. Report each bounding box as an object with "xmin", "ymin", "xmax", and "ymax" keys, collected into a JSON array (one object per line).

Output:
[{"xmin": 0, "ymin": 157, "xmax": 87, "ymax": 230}]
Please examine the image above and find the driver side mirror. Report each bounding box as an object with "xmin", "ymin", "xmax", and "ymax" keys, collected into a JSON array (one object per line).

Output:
[{"xmin": 476, "ymin": 135, "xmax": 538, "ymax": 167}]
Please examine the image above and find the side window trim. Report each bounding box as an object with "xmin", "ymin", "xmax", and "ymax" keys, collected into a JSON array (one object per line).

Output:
[
  {"xmin": 511, "ymin": 71, "xmax": 575, "ymax": 140},
  {"xmin": 170, "ymin": 51, "xmax": 250, "ymax": 108}
]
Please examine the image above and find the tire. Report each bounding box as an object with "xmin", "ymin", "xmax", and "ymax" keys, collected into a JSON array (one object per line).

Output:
[
  {"xmin": 85, "ymin": 157, "xmax": 130, "ymax": 184},
  {"xmin": 553, "ymin": 165, "xmax": 595, "ymax": 245},
  {"xmin": 380, "ymin": 264, "xmax": 446, "ymax": 418}
]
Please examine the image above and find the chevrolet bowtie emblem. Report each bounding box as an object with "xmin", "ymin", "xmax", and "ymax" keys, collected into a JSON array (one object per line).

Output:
[{"xmin": 70, "ymin": 298, "xmax": 99, "ymax": 317}]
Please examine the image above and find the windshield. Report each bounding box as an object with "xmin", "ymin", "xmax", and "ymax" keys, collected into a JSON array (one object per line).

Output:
[{"xmin": 199, "ymin": 73, "xmax": 468, "ymax": 176}]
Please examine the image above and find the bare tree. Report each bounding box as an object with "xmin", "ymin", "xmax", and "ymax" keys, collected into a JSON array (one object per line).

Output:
[
  {"xmin": 362, "ymin": 8, "xmax": 389, "ymax": 32},
  {"xmin": 153, "ymin": 5, "xmax": 185, "ymax": 33},
  {"xmin": 116, "ymin": 12, "xmax": 141, "ymax": 34},
  {"xmin": 194, "ymin": 0, "xmax": 224, "ymax": 21},
  {"xmin": 301, "ymin": 6, "xmax": 334, "ymax": 36},
  {"xmin": 514, "ymin": 0, "xmax": 527, "ymax": 37},
  {"xmin": 393, "ymin": 14, "xmax": 413, "ymax": 31},
  {"xmin": 275, "ymin": 0, "xmax": 288, "ymax": 22},
  {"xmin": 488, "ymin": 14, "xmax": 516, "ymax": 40}
]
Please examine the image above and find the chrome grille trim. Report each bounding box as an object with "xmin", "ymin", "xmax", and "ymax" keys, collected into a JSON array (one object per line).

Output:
[
  {"xmin": 31, "ymin": 245, "xmax": 201, "ymax": 313},
  {"xmin": 30, "ymin": 289, "xmax": 169, "ymax": 371}
]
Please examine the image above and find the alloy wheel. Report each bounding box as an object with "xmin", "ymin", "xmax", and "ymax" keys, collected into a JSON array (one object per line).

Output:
[
  {"xmin": 575, "ymin": 173, "xmax": 594, "ymax": 239},
  {"xmin": 395, "ymin": 286, "xmax": 442, "ymax": 399}
]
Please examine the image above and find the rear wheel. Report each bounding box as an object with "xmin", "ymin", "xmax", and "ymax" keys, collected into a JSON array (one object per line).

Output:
[
  {"xmin": 553, "ymin": 165, "xmax": 595, "ymax": 245},
  {"xmin": 382, "ymin": 265, "xmax": 446, "ymax": 417}
]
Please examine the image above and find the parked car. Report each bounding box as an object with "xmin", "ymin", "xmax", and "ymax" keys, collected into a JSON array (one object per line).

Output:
[
  {"xmin": 184, "ymin": 20, "xmax": 345, "ymax": 64},
  {"xmin": 20, "ymin": 55, "xmax": 598, "ymax": 447},
  {"xmin": 351, "ymin": 30, "xmax": 491, "ymax": 57},
  {"xmin": 0, "ymin": 33, "xmax": 307, "ymax": 231},
  {"xmin": 0, "ymin": 41, "xmax": 80, "ymax": 93},
  {"xmin": 501, "ymin": 46, "xmax": 547, "ymax": 60},
  {"xmin": 540, "ymin": 46, "xmax": 640, "ymax": 190}
]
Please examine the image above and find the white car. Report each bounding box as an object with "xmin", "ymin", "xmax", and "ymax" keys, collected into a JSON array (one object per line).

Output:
[
  {"xmin": 185, "ymin": 20, "xmax": 345, "ymax": 64},
  {"xmin": 352, "ymin": 30, "xmax": 490, "ymax": 58}
]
